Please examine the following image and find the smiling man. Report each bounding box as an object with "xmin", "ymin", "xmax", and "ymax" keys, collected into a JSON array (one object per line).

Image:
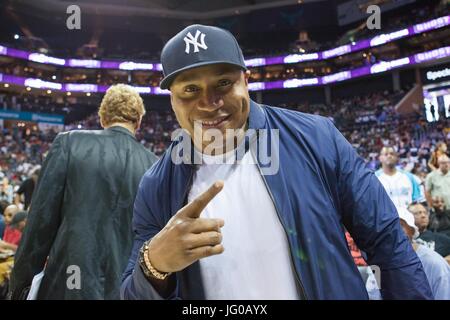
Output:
[
  {"xmin": 169, "ymin": 63, "xmax": 250, "ymax": 156},
  {"xmin": 121, "ymin": 24, "xmax": 432, "ymax": 300}
]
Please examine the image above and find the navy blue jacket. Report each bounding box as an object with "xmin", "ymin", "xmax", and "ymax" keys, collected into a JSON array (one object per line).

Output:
[{"xmin": 121, "ymin": 100, "xmax": 433, "ymax": 300}]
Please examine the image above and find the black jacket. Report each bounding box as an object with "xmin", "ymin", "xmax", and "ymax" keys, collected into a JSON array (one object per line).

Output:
[{"xmin": 9, "ymin": 126, "xmax": 157, "ymax": 299}]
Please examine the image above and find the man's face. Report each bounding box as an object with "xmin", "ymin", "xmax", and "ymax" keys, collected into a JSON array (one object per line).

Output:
[
  {"xmin": 4, "ymin": 211, "xmax": 13, "ymax": 225},
  {"xmin": 3, "ymin": 206, "xmax": 18, "ymax": 225},
  {"xmin": 432, "ymin": 197, "xmax": 445, "ymax": 212},
  {"xmin": 170, "ymin": 64, "xmax": 251, "ymax": 153},
  {"xmin": 380, "ymin": 147, "xmax": 398, "ymax": 168},
  {"xmin": 409, "ymin": 204, "xmax": 429, "ymax": 231},
  {"xmin": 419, "ymin": 171, "xmax": 427, "ymax": 180},
  {"xmin": 438, "ymin": 157, "xmax": 450, "ymax": 174}
]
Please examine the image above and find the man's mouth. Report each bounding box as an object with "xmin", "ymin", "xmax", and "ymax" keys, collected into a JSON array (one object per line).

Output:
[{"xmin": 196, "ymin": 115, "xmax": 231, "ymax": 128}]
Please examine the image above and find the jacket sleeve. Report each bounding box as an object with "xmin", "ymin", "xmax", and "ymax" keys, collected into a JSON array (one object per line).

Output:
[
  {"xmin": 9, "ymin": 133, "xmax": 69, "ymax": 299},
  {"xmin": 326, "ymin": 119, "xmax": 434, "ymax": 300},
  {"xmin": 120, "ymin": 170, "xmax": 176, "ymax": 300}
]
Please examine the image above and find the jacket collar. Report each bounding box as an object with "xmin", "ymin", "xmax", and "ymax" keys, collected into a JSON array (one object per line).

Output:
[
  {"xmin": 107, "ymin": 125, "xmax": 136, "ymax": 139},
  {"xmin": 248, "ymin": 99, "xmax": 266, "ymax": 130}
]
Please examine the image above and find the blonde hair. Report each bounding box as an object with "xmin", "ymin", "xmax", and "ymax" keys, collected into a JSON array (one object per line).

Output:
[{"xmin": 98, "ymin": 84, "xmax": 145, "ymax": 127}]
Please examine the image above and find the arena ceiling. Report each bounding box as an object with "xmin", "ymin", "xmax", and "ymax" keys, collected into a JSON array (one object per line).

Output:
[{"xmin": 4, "ymin": 0, "xmax": 328, "ymax": 19}]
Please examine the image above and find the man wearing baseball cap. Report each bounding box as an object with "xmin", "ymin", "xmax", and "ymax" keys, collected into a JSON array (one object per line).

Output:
[
  {"xmin": 121, "ymin": 24, "xmax": 432, "ymax": 300},
  {"xmin": 399, "ymin": 207, "xmax": 450, "ymax": 300}
]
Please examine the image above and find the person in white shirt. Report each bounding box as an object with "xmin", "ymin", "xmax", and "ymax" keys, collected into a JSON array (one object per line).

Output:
[
  {"xmin": 375, "ymin": 146, "xmax": 423, "ymax": 209},
  {"xmin": 187, "ymin": 144, "xmax": 299, "ymax": 299}
]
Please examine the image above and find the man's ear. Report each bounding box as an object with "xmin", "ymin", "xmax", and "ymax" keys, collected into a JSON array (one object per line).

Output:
[
  {"xmin": 135, "ymin": 116, "xmax": 142, "ymax": 131},
  {"xmin": 244, "ymin": 70, "xmax": 251, "ymax": 86},
  {"xmin": 170, "ymin": 94, "xmax": 178, "ymax": 114}
]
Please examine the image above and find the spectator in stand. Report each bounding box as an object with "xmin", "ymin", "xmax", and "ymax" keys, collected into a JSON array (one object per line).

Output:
[
  {"xmin": 428, "ymin": 142, "xmax": 448, "ymax": 171},
  {"xmin": 0, "ymin": 177, "xmax": 14, "ymax": 204},
  {"xmin": 399, "ymin": 207, "xmax": 450, "ymax": 299},
  {"xmin": 429, "ymin": 196, "xmax": 450, "ymax": 238},
  {"xmin": 425, "ymin": 154, "xmax": 450, "ymax": 209},
  {"xmin": 1, "ymin": 205, "xmax": 19, "ymax": 234},
  {"xmin": 0, "ymin": 200, "xmax": 9, "ymax": 239},
  {"xmin": 375, "ymin": 146, "xmax": 423, "ymax": 209},
  {"xmin": 2, "ymin": 211, "xmax": 27, "ymax": 247},
  {"xmin": 0, "ymin": 211, "xmax": 26, "ymax": 300},
  {"xmin": 409, "ymin": 202, "xmax": 450, "ymax": 264},
  {"xmin": 14, "ymin": 169, "xmax": 40, "ymax": 210}
]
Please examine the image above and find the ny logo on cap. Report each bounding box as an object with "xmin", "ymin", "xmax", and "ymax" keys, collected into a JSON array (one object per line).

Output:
[{"xmin": 183, "ymin": 30, "xmax": 208, "ymax": 54}]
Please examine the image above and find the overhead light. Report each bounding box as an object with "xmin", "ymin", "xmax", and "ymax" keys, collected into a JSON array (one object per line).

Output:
[
  {"xmin": 4, "ymin": 83, "xmax": 9, "ymax": 88},
  {"xmin": 14, "ymin": 34, "xmax": 19, "ymax": 40},
  {"xmin": 351, "ymin": 41, "xmax": 356, "ymax": 45},
  {"xmin": 47, "ymin": 90, "xmax": 52, "ymax": 94},
  {"xmin": 52, "ymin": 75, "xmax": 56, "ymax": 80},
  {"xmin": 86, "ymin": 92, "xmax": 91, "ymax": 96},
  {"xmin": 77, "ymin": 125, "xmax": 82, "ymax": 129},
  {"xmin": 67, "ymin": 92, "xmax": 71, "ymax": 96},
  {"xmin": 26, "ymin": 87, "xmax": 31, "ymax": 91}
]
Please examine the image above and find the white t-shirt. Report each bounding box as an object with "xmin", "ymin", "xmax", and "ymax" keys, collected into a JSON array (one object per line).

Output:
[
  {"xmin": 188, "ymin": 148, "xmax": 300, "ymax": 300},
  {"xmin": 375, "ymin": 169, "xmax": 419, "ymax": 209}
]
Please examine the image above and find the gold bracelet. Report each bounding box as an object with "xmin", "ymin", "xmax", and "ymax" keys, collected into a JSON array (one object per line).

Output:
[{"xmin": 141, "ymin": 241, "xmax": 171, "ymax": 280}]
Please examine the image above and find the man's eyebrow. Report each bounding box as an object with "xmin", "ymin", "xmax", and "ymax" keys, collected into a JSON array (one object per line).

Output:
[
  {"xmin": 215, "ymin": 68, "xmax": 239, "ymax": 76},
  {"xmin": 175, "ymin": 68, "xmax": 239, "ymax": 85}
]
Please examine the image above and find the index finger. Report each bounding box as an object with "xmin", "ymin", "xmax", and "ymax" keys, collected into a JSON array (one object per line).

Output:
[{"xmin": 180, "ymin": 180, "xmax": 224, "ymax": 219}]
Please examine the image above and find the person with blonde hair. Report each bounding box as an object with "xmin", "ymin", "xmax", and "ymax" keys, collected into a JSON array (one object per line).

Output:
[
  {"xmin": 9, "ymin": 84, "xmax": 157, "ymax": 299},
  {"xmin": 428, "ymin": 142, "xmax": 448, "ymax": 171}
]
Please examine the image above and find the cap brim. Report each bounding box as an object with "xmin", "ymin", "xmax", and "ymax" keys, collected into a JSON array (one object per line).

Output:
[{"xmin": 160, "ymin": 61, "xmax": 247, "ymax": 90}]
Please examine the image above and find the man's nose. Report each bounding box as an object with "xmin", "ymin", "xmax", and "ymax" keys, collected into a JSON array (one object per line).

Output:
[{"xmin": 197, "ymin": 89, "xmax": 224, "ymax": 111}]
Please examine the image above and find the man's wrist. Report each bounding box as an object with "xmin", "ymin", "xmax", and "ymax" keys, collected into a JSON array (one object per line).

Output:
[{"xmin": 139, "ymin": 241, "xmax": 171, "ymax": 281}]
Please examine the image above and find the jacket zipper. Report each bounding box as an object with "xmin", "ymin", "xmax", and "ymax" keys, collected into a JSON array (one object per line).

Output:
[{"xmin": 256, "ymin": 159, "xmax": 309, "ymax": 300}]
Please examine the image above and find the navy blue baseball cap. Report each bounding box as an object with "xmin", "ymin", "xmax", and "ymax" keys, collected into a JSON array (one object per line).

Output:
[{"xmin": 160, "ymin": 24, "xmax": 247, "ymax": 90}]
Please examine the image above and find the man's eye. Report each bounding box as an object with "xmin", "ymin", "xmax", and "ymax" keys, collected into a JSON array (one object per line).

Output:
[
  {"xmin": 218, "ymin": 79, "xmax": 231, "ymax": 87},
  {"xmin": 185, "ymin": 86, "xmax": 199, "ymax": 93}
]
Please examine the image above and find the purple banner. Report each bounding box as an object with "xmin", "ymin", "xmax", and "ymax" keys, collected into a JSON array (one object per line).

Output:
[
  {"xmin": 1, "ymin": 46, "xmax": 450, "ymax": 93},
  {"xmin": 322, "ymin": 45, "xmax": 352, "ymax": 60},
  {"xmin": 6, "ymin": 48, "xmax": 30, "ymax": 60},
  {"xmin": 100, "ymin": 61, "xmax": 121, "ymax": 69},
  {"xmin": 369, "ymin": 28, "xmax": 410, "ymax": 47},
  {"xmin": 413, "ymin": 47, "xmax": 450, "ymax": 63},
  {"xmin": 68, "ymin": 59, "xmax": 101, "ymax": 68},
  {"xmin": 413, "ymin": 16, "xmax": 450, "ymax": 33}
]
